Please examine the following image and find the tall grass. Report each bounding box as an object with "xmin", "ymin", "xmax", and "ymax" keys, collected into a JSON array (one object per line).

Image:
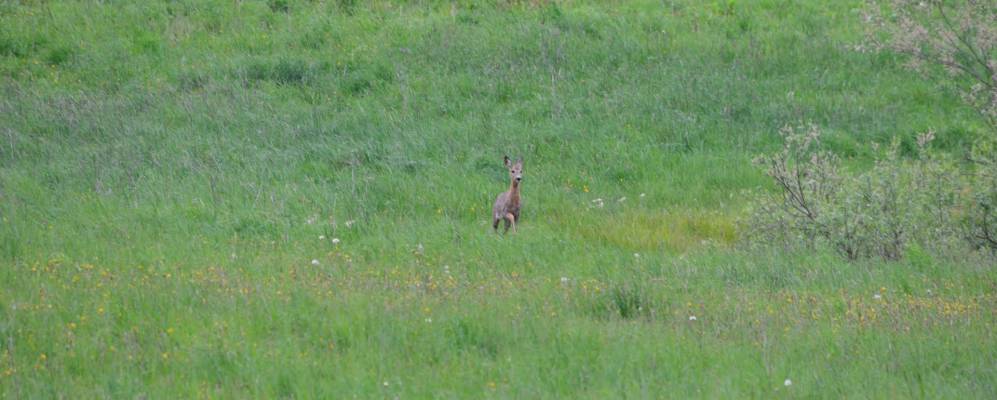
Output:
[{"xmin": 1, "ymin": 0, "xmax": 994, "ymax": 398}]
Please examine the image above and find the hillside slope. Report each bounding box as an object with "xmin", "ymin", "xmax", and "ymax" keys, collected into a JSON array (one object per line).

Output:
[{"xmin": 1, "ymin": 1, "xmax": 994, "ymax": 398}]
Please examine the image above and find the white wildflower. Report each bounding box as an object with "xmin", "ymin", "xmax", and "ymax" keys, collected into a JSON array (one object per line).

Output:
[
  {"xmin": 784, "ymin": 379, "xmax": 792, "ymax": 386},
  {"xmin": 311, "ymin": 259, "xmax": 320, "ymax": 266},
  {"xmin": 688, "ymin": 315, "xmax": 697, "ymax": 321},
  {"xmin": 331, "ymin": 238, "xmax": 340, "ymax": 244}
]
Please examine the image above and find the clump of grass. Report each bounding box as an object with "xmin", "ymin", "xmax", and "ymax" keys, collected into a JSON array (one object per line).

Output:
[
  {"xmin": 339, "ymin": 61, "xmax": 393, "ymax": 96},
  {"xmin": 239, "ymin": 58, "xmax": 316, "ymax": 86},
  {"xmin": 175, "ymin": 71, "xmax": 209, "ymax": 92},
  {"xmin": 43, "ymin": 45, "xmax": 74, "ymax": 66},
  {"xmin": 0, "ymin": 36, "xmax": 22, "ymax": 57},
  {"xmin": 268, "ymin": 0, "xmax": 290, "ymax": 14},
  {"xmin": 446, "ymin": 319, "xmax": 501, "ymax": 358},
  {"xmin": 609, "ymin": 283, "xmax": 646, "ymax": 320},
  {"xmin": 336, "ymin": 0, "xmax": 358, "ymax": 15},
  {"xmin": 580, "ymin": 280, "xmax": 661, "ymax": 321}
]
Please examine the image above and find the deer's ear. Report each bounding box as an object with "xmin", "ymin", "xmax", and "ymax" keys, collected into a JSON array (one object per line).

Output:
[
  {"xmin": 516, "ymin": 158, "xmax": 523, "ymax": 166},
  {"xmin": 504, "ymin": 155, "xmax": 511, "ymax": 167}
]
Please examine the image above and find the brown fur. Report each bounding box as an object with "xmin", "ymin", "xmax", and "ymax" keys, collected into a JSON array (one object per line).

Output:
[{"xmin": 492, "ymin": 156, "xmax": 523, "ymax": 234}]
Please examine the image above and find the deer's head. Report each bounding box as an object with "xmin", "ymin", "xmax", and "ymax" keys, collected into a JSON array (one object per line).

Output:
[{"xmin": 504, "ymin": 155, "xmax": 523, "ymax": 185}]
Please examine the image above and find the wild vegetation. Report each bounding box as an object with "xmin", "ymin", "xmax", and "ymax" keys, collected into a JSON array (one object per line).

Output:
[{"xmin": 1, "ymin": 0, "xmax": 994, "ymax": 398}]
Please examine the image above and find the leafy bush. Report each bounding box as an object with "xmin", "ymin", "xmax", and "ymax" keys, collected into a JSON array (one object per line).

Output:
[
  {"xmin": 966, "ymin": 141, "xmax": 997, "ymax": 250},
  {"xmin": 863, "ymin": 0, "xmax": 996, "ymax": 128},
  {"xmin": 750, "ymin": 124, "xmax": 967, "ymax": 261},
  {"xmin": 750, "ymin": 123, "xmax": 843, "ymax": 252},
  {"xmin": 862, "ymin": 0, "xmax": 997, "ymax": 253}
]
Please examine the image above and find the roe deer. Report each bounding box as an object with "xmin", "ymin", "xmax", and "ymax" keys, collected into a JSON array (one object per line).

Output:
[{"xmin": 492, "ymin": 156, "xmax": 523, "ymax": 234}]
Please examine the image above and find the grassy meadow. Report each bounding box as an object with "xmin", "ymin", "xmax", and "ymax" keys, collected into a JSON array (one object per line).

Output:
[{"xmin": 1, "ymin": 0, "xmax": 995, "ymax": 397}]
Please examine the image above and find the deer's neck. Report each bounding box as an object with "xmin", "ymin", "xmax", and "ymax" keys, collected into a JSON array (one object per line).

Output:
[{"xmin": 508, "ymin": 180, "xmax": 520, "ymax": 202}]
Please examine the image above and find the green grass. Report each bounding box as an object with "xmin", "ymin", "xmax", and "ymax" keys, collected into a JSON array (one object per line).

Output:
[{"xmin": 1, "ymin": 0, "xmax": 994, "ymax": 398}]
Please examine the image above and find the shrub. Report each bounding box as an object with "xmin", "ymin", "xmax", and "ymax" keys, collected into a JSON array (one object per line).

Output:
[
  {"xmin": 863, "ymin": 0, "xmax": 996, "ymax": 128},
  {"xmin": 966, "ymin": 141, "xmax": 997, "ymax": 250},
  {"xmin": 750, "ymin": 124, "xmax": 966, "ymax": 261},
  {"xmin": 750, "ymin": 123, "xmax": 845, "ymax": 255},
  {"xmin": 862, "ymin": 0, "xmax": 997, "ymax": 253}
]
